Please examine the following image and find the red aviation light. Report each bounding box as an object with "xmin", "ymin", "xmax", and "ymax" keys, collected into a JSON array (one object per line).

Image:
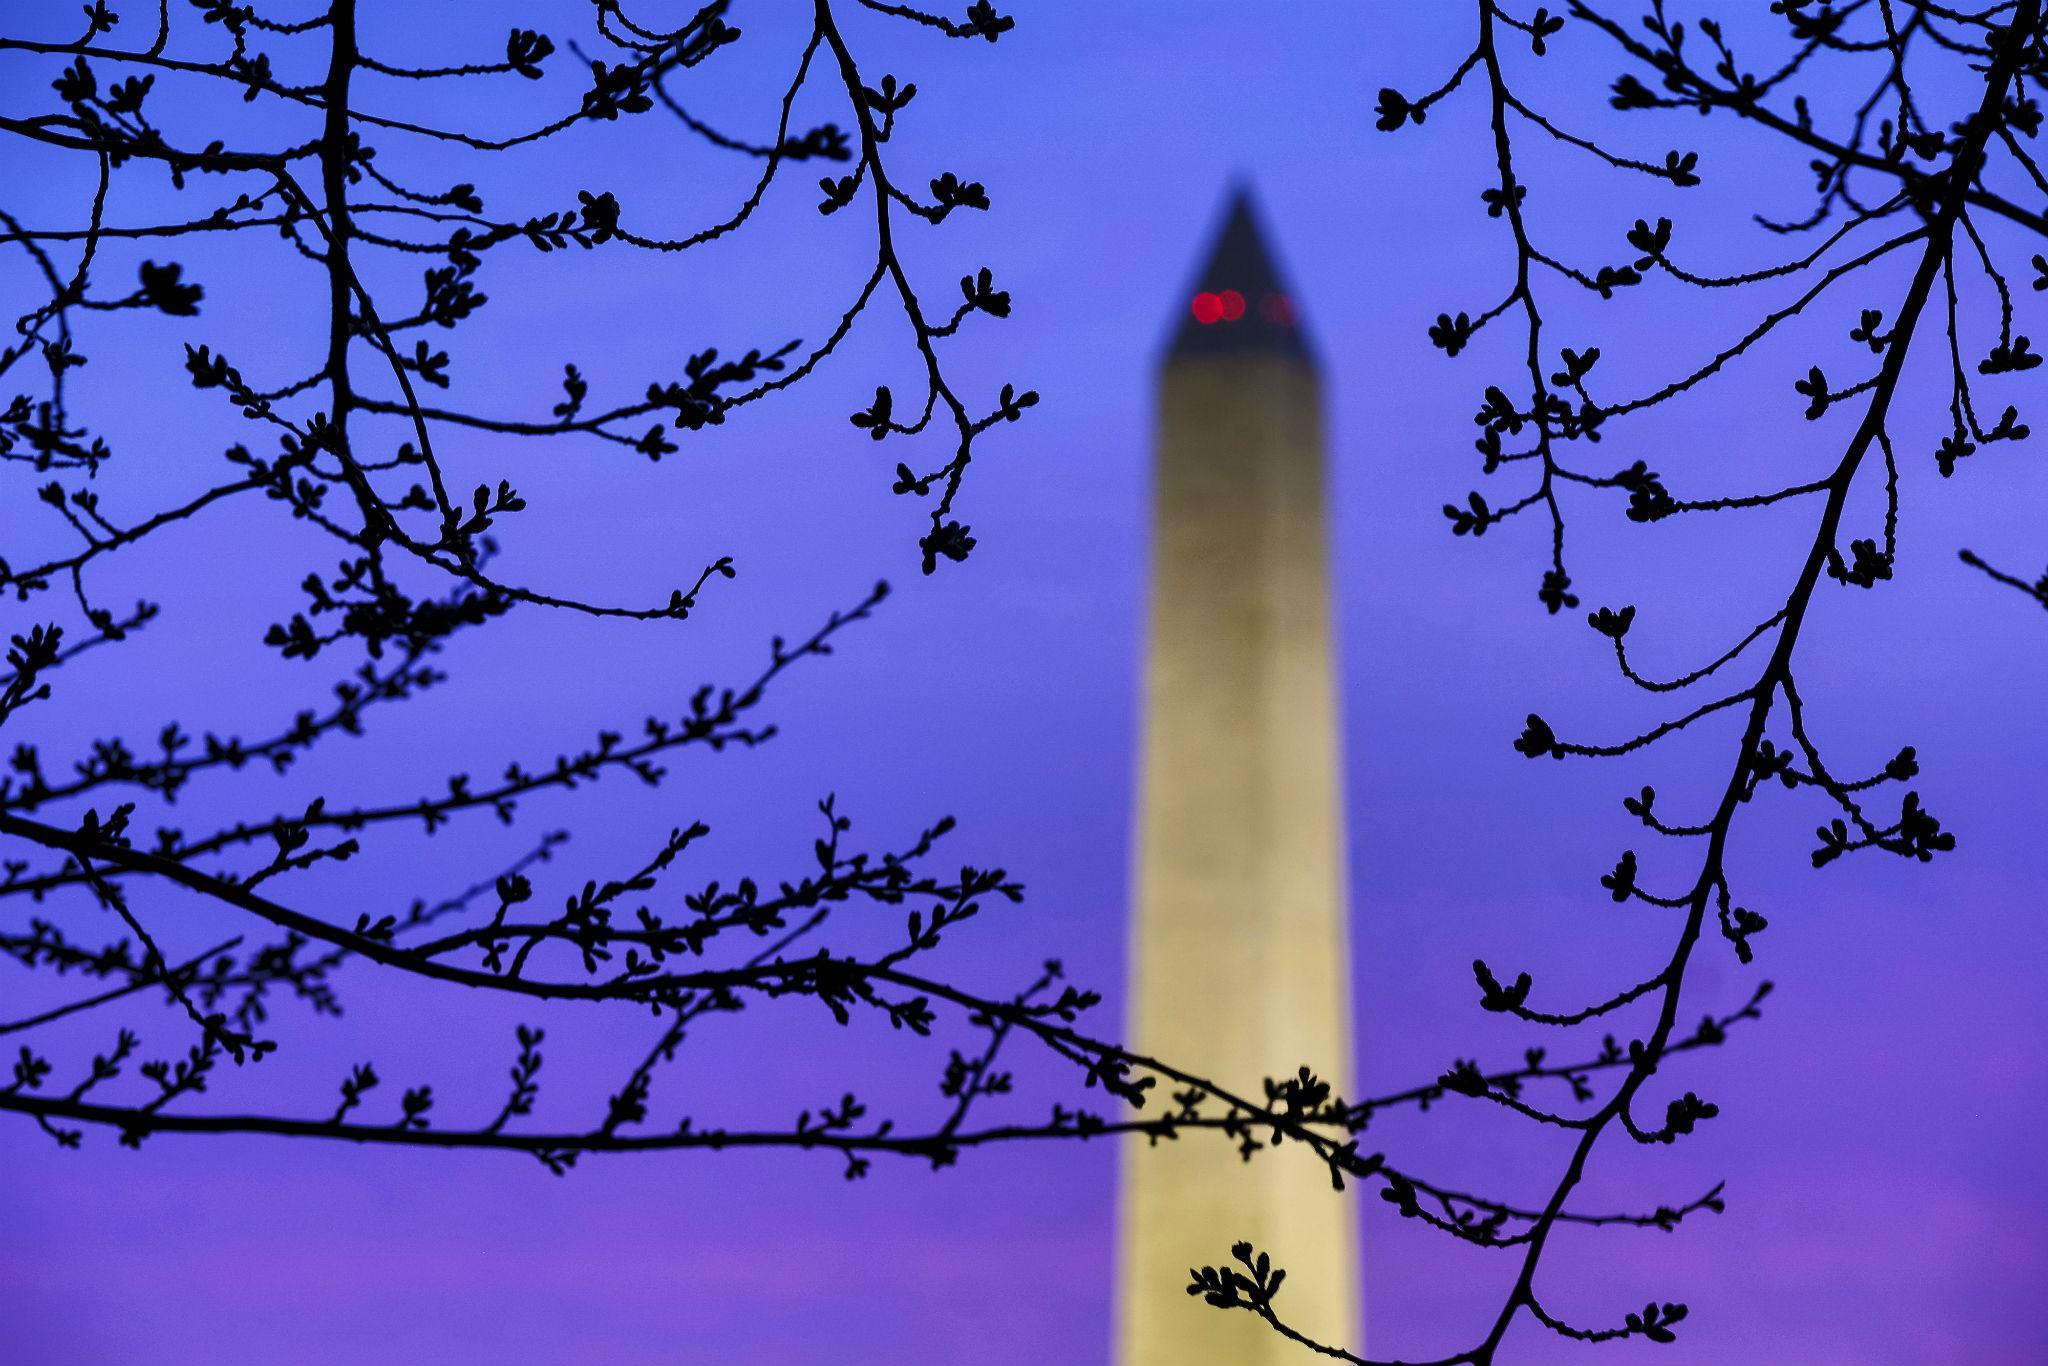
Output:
[
  {"xmin": 1259, "ymin": 292, "xmax": 1295, "ymax": 325},
  {"xmin": 1191, "ymin": 290, "xmax": 1249, "ymax": 325}
]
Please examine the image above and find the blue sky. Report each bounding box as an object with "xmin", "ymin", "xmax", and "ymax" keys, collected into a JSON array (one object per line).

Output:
[{"xmin": 4, "ymin": 4, "xmax": 2047, "ymax": 1362}]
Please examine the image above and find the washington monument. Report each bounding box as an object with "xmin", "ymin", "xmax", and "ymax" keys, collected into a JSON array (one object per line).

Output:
[{"xmin": 1115, "ymin": 188, "xmax": 1359, "ymax": 1364}]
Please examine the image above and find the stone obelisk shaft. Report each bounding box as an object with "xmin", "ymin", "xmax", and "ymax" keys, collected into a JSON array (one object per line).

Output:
[{"xmin": 1117, "ymin": 197, "xmax": 1358, "ymax": 1365}]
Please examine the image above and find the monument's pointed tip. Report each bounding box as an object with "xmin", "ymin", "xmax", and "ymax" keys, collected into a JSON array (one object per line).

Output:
[{"xmin": 1166, "ymin": 184, "xmax": 1313, "ymax": 366}]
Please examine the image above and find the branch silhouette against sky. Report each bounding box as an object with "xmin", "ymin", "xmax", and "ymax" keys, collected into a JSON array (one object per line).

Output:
[
  {"xmin": 1191, "ymin": 2, "xmax": 2048, "ymax": 1361},
  {"xmin": 3, "ymin": 3, "xmax": 2046, "ymax": 1363},
  {"xmin": 0, "ymin": 0, "xmax": 1632, "ymax": 1233}
]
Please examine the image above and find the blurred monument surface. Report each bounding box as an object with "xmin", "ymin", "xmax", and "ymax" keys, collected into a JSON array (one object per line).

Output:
[{"xmin": 1116, "ymin": 190, "xmax": 1360, "ymax": 1363}]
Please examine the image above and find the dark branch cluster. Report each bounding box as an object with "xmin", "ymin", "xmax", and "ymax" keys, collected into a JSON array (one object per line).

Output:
[
  {"xmin": 0, "ymin": 0, "xmax": 1142, "ymax": 1188},
  {"xmin": 1199, "ymin": 3, "xmax": 2048, "ymax": 1362},
  {"xmin": 0, "ymin": 5, "xmax": 1659, "ymax": 1275},
  {"xmin": 12, "ymin": 4, "xmax": 2045, "ymax": 1359}
]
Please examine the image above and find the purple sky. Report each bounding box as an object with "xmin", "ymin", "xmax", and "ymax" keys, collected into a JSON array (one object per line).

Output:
[{"xmin": 5, "ymin": 4, "xmax": 2048, "ymax": 1363}]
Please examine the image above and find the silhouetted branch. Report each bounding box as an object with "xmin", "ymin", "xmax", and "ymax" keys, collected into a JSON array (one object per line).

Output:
[{"xmin": 1266, "ymin": 2, "xmax": 2048, "ymax": 1359}]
